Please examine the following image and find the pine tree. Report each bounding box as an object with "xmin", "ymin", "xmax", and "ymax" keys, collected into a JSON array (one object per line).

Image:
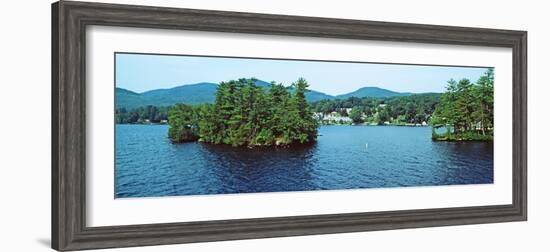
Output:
[
  {"xmin": 168, "ymin": 104, "xmax": 199, "ymax": 142},
  {"xmin": 168, "ymin": 78, "xmax": 319, "ymax": 146},
  {"xmin": 349, "ymin": 107, "xmax": 363, "ymax": 124},
  {"xmin": 431, "ymin": 71, "xmax": 494, "ymax": 141},
  {"xmin": 473, "ymin": 69, "xmax": 494, "ymax": 135}
]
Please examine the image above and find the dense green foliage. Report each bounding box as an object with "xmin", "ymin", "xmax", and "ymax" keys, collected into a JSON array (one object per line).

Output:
[
  {"xmin": 311, "ymin": 93, "xmax": 440, "ymax": 125},
  {"xmin": 348, "ymin": 107, "xmax": 364, "ymax": 124},
  {"xmin": 431, "ymin": 69, "xmax": 494, "ymax": 141},
  {"xmin": 168, "ymin": 78, "xmax": 319, "ymax": 147},
  {"xmin": 167, "ymin": 104, "xmax": 199, "ymax": 142},
  {"xmin": 115, "ymin": 105, "xmax": 170, "ymax": 124}
]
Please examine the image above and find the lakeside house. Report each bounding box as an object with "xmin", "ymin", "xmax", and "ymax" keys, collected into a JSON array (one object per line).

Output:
[
  {"xmin": 314, "ymin": 110, "xmax": 430, "ymax": 126},
  {"xmin": 314, "ymin": 112, "xmax": 353, "ymax": 124}
]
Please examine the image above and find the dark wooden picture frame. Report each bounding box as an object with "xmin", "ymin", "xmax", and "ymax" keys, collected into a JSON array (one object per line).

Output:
[{"xmin": 52, "ymin": 1, "xmax": 527, "ymax": 251}]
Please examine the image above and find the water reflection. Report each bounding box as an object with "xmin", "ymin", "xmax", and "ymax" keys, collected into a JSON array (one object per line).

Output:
[{"xmin": 198, "ymin": 143, "xmax": 319, "ymax": 193}]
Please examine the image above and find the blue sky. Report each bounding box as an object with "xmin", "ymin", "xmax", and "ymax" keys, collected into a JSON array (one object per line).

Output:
[{"xmin": 115, "ymin": 53, "xmax": 490, "ymax": 95}]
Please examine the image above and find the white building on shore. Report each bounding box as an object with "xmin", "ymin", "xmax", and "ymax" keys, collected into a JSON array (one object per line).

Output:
[{"xmin": 314, "ymin": 112, "xmax": 353, "ymax": 124}]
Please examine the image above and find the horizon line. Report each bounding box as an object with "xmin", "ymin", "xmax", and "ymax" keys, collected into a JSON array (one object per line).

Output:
[{"xmin": 116, "ymin": 79, "xmax": 445, "ymax": 97}]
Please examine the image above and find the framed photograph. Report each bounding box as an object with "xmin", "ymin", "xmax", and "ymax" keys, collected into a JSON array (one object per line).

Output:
[{"xmin": 52, "ymin": 1, "xmax": 527, "ymax": 251}]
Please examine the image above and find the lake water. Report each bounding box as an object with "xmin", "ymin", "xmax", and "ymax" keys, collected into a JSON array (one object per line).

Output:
[{"xmin": 115, "ymin": 125, "xmax": 493, "ymax": 198}]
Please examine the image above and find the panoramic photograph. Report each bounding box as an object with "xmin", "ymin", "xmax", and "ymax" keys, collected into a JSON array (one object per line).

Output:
[{"xmin": 114, "ymin": 53, "xmax": 494, "ymax": 198}]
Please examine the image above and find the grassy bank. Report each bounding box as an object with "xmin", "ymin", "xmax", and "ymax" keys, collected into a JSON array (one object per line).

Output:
[{"xmin": 432, "ymin": 129, "xmax": 493, "ymax": 142}]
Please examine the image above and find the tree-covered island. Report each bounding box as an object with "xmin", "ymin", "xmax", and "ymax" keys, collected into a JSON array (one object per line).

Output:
[
  {"xmin": 430, "ymin": 69, "xmax": 494, "ymax": 141},
  {"xmin": 167, "ymin": 78, "xmax": 319, "ymax": 147}
]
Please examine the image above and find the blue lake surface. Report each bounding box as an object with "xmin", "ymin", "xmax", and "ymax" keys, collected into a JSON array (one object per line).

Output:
[{"xmin": 115, "ymin": 125, "xmax": 493, "ymax": 198}]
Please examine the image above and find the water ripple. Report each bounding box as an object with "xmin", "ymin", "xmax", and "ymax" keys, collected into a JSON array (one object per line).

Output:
[{"xmin": 115, "ymin": 125, "xmax": 494, "ymax": 198}]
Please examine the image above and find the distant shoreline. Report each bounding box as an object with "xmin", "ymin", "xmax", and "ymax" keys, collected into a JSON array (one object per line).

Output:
[
  {"xmin": 115, "ymin": 122, "xmax": 429, "ymax": 127},
  {"xmin": 116, "ymin": 122, "xmax": 167, "ymax": 125}
]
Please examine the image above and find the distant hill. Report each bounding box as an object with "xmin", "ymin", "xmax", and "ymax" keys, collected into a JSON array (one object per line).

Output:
[
  {"xmin": 116, "ymin": 81, "xmax": 418, "ymax": 109},
  {"xmin": 336, "ymin": 87, "xmax": 412, "ymax": 99},
  {"xmin": 250, "ymin": 79, "xmax": 334, "ymax": 102},
  {"xmin": 116, "ymin": 80, "xmax": 336, "ymax": 108},
  {"xmin": 303, "ymin": 90, "xmax": 334, "ymax": 102},
  {"xmin": 140, "ymin": 82, "xmax": 219, "ymax": 106},
  {"xmin": 115, "ymin": 88, "xmax": 142, "ymax": 109},
  {"xmin": 116, "ymin": 82, "xmax": 218, "ymax": 109}
]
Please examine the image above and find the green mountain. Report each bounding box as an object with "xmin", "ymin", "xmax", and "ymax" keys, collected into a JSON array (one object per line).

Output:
[
  {"xmin": 116, "ymin": 80, "xmax": 334, "ymax": 109},
  {"xmin": 336, "ymin": 87, "xmax": 412, "ymax": 99},
  {"xmin": 116, "ymin": 82, "xmax": 218, "ymax": 109},
  {"xmin": 116, "ymin": 81, "xmax": 413, "ymax": 109},
  {"xmin": 140, "ymin": 82, "xmax": 219, "ymax": 106},
  {"xmin": 248, "ymin": 80, "xmax": 334, "ymax": 102},
  {"xmin": 115, "ymin": 88, "xmax": 142, "ymax": 109}
]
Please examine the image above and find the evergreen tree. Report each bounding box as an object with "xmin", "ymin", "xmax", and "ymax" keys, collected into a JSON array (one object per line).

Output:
[
  {"xmin": 431, "ymin": 69, "xmax": 494, "ymax": 141},
  {"xmin": 472, "ymin": 69, "xmax": 494, "ymax": 135},
  {"xmin": 168, "ymin": 104, "xmax": 199, "ymax": 142},
  {"xmin": 168, "ymin": 78, "xmax": 319, "ymax": 147},
  {"xmin": 197, "ymin": 104, "xmax": 221, "ymax": 143},
  {"xmin": 349, "ymin": 107, "xmax": 364, "ymax": 124}
]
